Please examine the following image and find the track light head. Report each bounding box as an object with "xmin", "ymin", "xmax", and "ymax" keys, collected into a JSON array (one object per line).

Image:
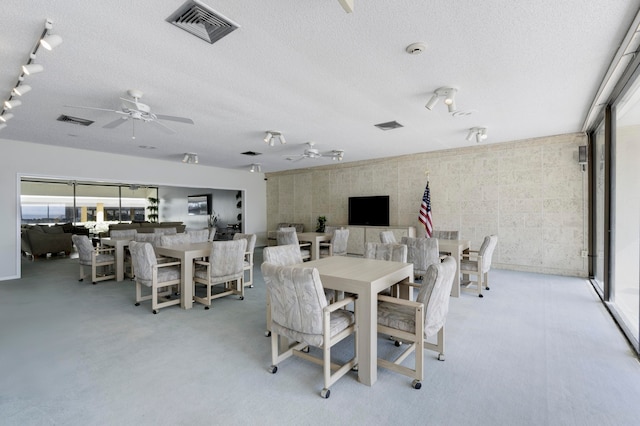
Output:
[
  {"xmin": 12, "ymin": 85, "xmax": 32, "ymax": 96},
  {"xmin": 467, "ymin": 127, "xmax": 488, "ymax": 143},
  {"xmin": 265, "ymin": 130, "xmax": 285, "ymax": 146},
  {"xmin": 426, "ymin": 87, "xmax": 458, "ymax": 112},
  {"xmin": 0, "ymin": 113, "xmax": 14, "ymax": 122},
  {"xmin": 263, "ymin": 132, "xmax": 273, "ymax": 144},
  {"xmin": 22, "ymin": 63, "xmax": 43, "ymax": 75},
  {"xmin": 182, "ymin": 153, "xmax": 198, "ymax": 164},
  {"xmin": 40, "ymin": 34, "xmax": 63, "ymax": 50},
  {"xmin": 250, "ymin": 163, "xmax": 262, "ymax": 173},
  {"xmin": 4, "ymin": 100, "xmax": 22, "ymax": 109},
  {"xmin": 425, "ymin": 93, "xmax": 439, "ymax": 110}
]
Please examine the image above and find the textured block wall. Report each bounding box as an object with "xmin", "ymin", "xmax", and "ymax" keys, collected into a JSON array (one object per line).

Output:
[{"xmin": 266, "ymin": 133, "xmax": 588, "ymax": 276}]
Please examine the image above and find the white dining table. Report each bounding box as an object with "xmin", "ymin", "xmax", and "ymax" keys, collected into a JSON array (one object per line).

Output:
[
  {"xmin": 155, "ymin": 242, "xmax": 212, "ymax": 309},
  {"xmin": 100, "ymin": 237, "xmax": 133, "ymax": 282},
  {"xmin": 296, "ymin": 232, "xmax": 331, "ymax": 260},
  {"xmin": 437, "ymin": 239, "xmax": 470, "ymax": 297},
  {"xmin": 299, "ymin": 256, "xmax": 413, "ymax": 386}
]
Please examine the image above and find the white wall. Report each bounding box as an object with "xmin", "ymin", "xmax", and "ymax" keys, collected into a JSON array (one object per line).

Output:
[{"xmin": 2, "ymin": 139, "xmax": 267, "ymax": 280}]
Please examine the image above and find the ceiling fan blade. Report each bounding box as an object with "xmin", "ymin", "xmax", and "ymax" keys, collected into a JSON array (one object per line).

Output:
[
  {"xmin": 65, "ymin": 105, "xmax": 120, "ymax": 113},
  {"xmin": 149, "ymin": 119, "xmax": 176, "ymax": 134},
  {"xmin": 103, "ymin": 117, "xmax": 128, "ymax": 129},
  {"xmin": 155, "ymin": 114, "xmax": 194, "ymax": 124}
]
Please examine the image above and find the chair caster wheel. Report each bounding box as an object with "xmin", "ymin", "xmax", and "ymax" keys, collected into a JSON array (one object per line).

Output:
[
  {"xmin": 412, "ymin": 380, "xmax": 422, "ymax": 389},
  {"xmin": 394, "ymin": 340, "xmax": 401, "ymax": 347},
  {"xmin": 479, "ymin": 294, "xmax": 483, "ymax": 298},
  {"xmin": 135, "ymin": 302, "xmax": 140, "ymax": 306},
  {"xmin": 268, "ymin": 365, "xmax": 277, "ymax": 374},
  {"xmin": 438, "ymin": 354, "xmax": 445, "ymax": 361},
  {"xmin": 205, "ymin": 306, "xmax": 210, "ymax": 310},
  {"xmin": 92, "ymin": 282, "xmax": 97, "ymax": 285},
  {"xmin": 153, "ymin": 310, "xmax": 158, "ymax": 314},
  {"xmin": 320, "ymin": 388, "xmax": 330, "ymax": 399},
  {"xmin": 265, "ymin": 331, "xmax": 271, "ymax": 337},
  {"xmin": 486, "ymin": 287, "xmax": 490, "ymax": 290},
  {"xmin": 240, "ymin": 296, "xmax": 244, "ymax": 300},
  {"xmin": 78, "ymin": 278, "xmax": 84, "ymax": 282},
  {"xmin": 249, "ymin": 285, "xmax": 254, "ymax": 288}
]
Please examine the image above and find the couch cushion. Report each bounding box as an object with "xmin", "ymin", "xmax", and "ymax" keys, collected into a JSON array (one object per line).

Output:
[{"xmin": 43, "ymin": 225, "xmax": 64, "ymax": 234}]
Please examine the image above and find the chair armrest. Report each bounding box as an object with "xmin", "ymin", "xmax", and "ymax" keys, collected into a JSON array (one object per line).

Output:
[
  {"xmin": 194, "ymin": 260, "xmax": 210, "ymax": 266},
  {"xmin": 461, "ymin": 249, "xmax": 479, "ymax": 260},
  {"xmin": 96, "ymin": 247, "xmax": 115, "ymax": 255},
  {"xmin": 319, "ymin": 242, "xmax": 331, "ymax": 247},
  {"xmin": 325, "ymin": 296, "xmax": 356, "ymax": 313},
  {"xmin": 298, "ymin": 242, "xmax": 312, "ymax": 248},
  {"xmin": 378, "ymin": 294, "xmax": 423, "ymax": 309}
]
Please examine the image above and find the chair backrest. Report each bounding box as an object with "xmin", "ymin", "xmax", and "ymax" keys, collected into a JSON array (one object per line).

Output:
[
  {"xmin": 72, "ymin": 234, "xmax": 93, "ymax": 262},
  {"xmin": 233, "ymin": 233, "xmax": 257, "ymax": 254},
  {"xmin": 153, "ymin": 227, "xmax": 177, "ymax": 235},
  {"xmin": 331, "ymin": 229, "xmax": 350, "ymax": 255},
  {"xmin": 324, "ymin": 226, "xmax": 339, "ymax": 236},
  {"xmin": 432, "ymin": 230, "xmax": 459, "ymax": 240},
  {"xmin": 261, "ymin": 263, "xmax": 327, "ymax": 338},
  {"xmin": 263, "ymin": 245, "xmax": 303, "ymax": 266},
  {"xmin": 379, "ymin": 231, "xmax": 397, "ymax": 244},
  {"xmin": 187, "ymin": 229, "xmax": 210, "ymax": 243},
  {"xmin": 128, "ymin": 241, "xmax": 158, "ymax": 286},
  {"xmin": 110, "ymin": 229, "xmax": 137, "ymax": 239},
  {"xmin": 364, "ymin": 242, "xmax": 407, "ymax": 263},
  {"xmin": 160, "ymin": 233, "xmax": 191, "ymax": 247},
  {"xmin": 478, "ymin": 235, "xmax": 498, "ymax": 273},
  {"xmin": 401, "ymin": 236, "xmax": 440, "ymax": 275},
  {"xmin": 208, "ymin": 239, "xmax": 247, "ymax": 280},
  {"xmin": 276, "ymin": 228, "xmax": 300, "ymax": 246},
  {"xmin": 416, "ymin": 256, "xmax": 457, "ymax": 337},
  {"xmin": 134, "ymin": 233, "xmax": 161, "ymax": 248}
]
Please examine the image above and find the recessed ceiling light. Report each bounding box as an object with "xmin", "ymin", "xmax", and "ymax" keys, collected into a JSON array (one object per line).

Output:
[
  {"xmin": 374, "ymin": 121, "xmax": 404, "ymax": 131},
  {"xmin": 138, "ymin": 145, "xmax": 157, "ymax": 149}
]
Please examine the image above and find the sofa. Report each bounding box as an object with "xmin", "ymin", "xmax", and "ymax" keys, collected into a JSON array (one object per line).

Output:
[
  {"xmin": 21, "ymin": 223, "xmax": 88, "ymax": 258},
  {"xmin": 267, "ymin": 222, "xmax": 305, "ymax": 245},
  {"xmin": 105, "ymin": 221, "xmax": 186, "ymax": 236}
]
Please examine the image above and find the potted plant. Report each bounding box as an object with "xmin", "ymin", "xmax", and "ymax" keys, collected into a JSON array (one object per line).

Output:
[
  {"xmin": 316, "ymin": 216, "xmax": 327, "ymax": 233},
  {"xmin": 147, "ymin": 197, "xmax": 159, "ymax": 223}
]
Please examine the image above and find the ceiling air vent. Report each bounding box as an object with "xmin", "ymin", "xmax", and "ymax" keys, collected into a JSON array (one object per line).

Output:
[
  {"xmin": 374, "ymin": 120, "xmax": 404, "ymax": 131},
  {"xmin": 57, "ymin": 115, "xmax": 94, "ymax": 126},
  {"xmin": 167, "ymin": 0, "xmax": 240, "ymax": 44},
  {"xmin": 241, "ymin": 151, "xmax": 262, "ymax": 156}
]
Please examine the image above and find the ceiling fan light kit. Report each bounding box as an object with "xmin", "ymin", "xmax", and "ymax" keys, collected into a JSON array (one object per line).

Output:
[
  {"xmin": 285, "ymin": 142, "xmax": 345, "ymax": 162},
  {"xmin": 0, "ymin": 18, "xmax": 61, "ymax": 131}
]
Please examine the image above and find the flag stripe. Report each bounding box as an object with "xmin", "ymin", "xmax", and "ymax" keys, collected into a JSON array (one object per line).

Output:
[{"xmin": 418, "ymin": 182, "xmax": 433, "ymax": 237}]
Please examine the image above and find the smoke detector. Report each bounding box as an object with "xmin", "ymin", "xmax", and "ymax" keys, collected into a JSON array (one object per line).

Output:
[{"xmin": 406, "ymin": 42, "xmax": 427, "ymax": 55}]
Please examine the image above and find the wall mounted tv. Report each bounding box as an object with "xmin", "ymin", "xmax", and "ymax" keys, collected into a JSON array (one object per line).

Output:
[
  {"xmin": 187, "ymin": 194, "xmax": 212, "ymax": 216},
  {"xmin": 348, "ymin": 195, "xmax": 390, "ymax": 226}
]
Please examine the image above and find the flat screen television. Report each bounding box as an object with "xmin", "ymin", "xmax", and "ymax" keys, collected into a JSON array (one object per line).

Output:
[
  {"xmin": 348, "ymin": 195, "xmax": 390, "ymax": 226},
  {"xmin": 187, "ymin": 194, "xmax": 211, "ymax": 216}
]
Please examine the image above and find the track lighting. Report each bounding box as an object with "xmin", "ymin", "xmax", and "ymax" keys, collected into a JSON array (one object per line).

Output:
[
  {"xmin": 0, "ymin": 113, "xmax": 14, "ymax": 122},
  {"xmin": 12, "ymin": 85, "xmax": 32, "ymax": 96},
  {"xmin": 466, "ymin": 127, "xmax": 488, "ymax": 143},
  {"xmin": 425, "ymin": 87, "xmax": 458, "ymax": 113},
  {"xmin": 331, "ymin": 150, "xmax": 344, "ymax": 161},
  {"xmin": 22, "ymin": 63, "xmax": 44, "ymax": 75},
  {"xmin": 250, "ymin": 163, "xmax": 262, "ymax": 173},
  {"xmin": 4, "ymin": 100, "xmax": 22, "ymax": 109},
  {"xmin": 264, "ymin": 130, "xmax": 286, "ymax": 146},
  {"xmin": 182, "ymin": 153, "xmax": 198, "ymax": 164},
  {"xmin": 40, "ymin": 34, "xmax": 63, "ymax": 50}
]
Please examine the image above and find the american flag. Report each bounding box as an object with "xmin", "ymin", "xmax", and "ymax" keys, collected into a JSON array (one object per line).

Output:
[{"xmin": 419, "ymin": 182, "xmax": 433, "ymax": 237}]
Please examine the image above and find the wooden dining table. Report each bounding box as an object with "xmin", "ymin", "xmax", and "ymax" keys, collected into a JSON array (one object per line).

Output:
[
  {"xmin": 299, "ymin": 256, "xmax": 413, "ymax": 386},
  {"xmin": 155, "ymin": 242, "xmax": 212, "ymax": 309},
  {"xmin": 296, "ymin": 232, "xmax": 331, "ymax": 260},
  {"xmin": 437, "ymin": 239, "xmax": 470, "ymax": 297},
  {"xmin": 100, "ymin": 237, "xmax": 133, "ymax": 282}
]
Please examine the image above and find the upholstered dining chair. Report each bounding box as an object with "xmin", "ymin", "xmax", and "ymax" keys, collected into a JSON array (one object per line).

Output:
[
  {"xmin": 460, "ymin": 235, "xmax": 498, "ymax": 298},
  {"xmin": 110, "ymin": 229, "xmax": 138, "ymax": 239},
  {"xmin": 187, "ymin": 229, "xmax": 210, "ymax": 243},
  {"xmin": 377, "ymin": 256, "xmax": 456, "ymax": 389},
  {"xmin": 319, "ymin": 229, "xmax": 349, "ymax": 258},
  {"xmin": 193, "ymin": 239, "xmax": 247, "ymax": 309},
  {"xmin": 365, "ymin": 242, "xmax": 407, "ymax": 262},
  {"xmin": 159, "ymin": 233, "xmax": 191, "ymax": 247},
  {"xmin": 262, "ymin": 262, "xmax": 358, "ymax": 399},
  {"xmin": 233, "ymin": 233, "xmax": 257, "ymax": 288},
  {"xmin": 128, "ymin": 241, "xmax": 181, "ymax": 314},
  {"xmin": 262, "ymin": 244, "xmax": 337, "ymax": 335},
  {"xmin": 432, "ymin": 230, "xmax": 459, "ymax": 240},
  {"xmin": 153, "ymin": 227, "xmax": 177, "ymax": 235},
  {"xmin": 401, "ymin": 236, "xmax": 441, "ymax": 281},
  {"xmin": 379, "ymin": 230, "xmax": 397, "ymax": 244},
  {"xmin": 276, "ymin": 227, "xmax": 311, "ymax": 261},
  {"xmin": 71, "ymin": 234, "xmax": 116, "ymax": 284}
]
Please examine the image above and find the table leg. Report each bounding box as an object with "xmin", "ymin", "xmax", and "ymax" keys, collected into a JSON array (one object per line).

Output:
[
  {"xmin": 357, "ymin": 285, "xmax": 376, "ymax": 386},
  {"xmin": 181, "ymin": 254, "xmax": 194, "ymax": 309},
  {"xmin": 115, "ymin": 243, "xmax": 124, "ymax": 282},
  {"xmin": 450, "ymin": 246, "xmax": 461, "ymax": 297}
]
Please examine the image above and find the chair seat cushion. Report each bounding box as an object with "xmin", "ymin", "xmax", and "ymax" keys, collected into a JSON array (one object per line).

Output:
[
  {"xmin": 194, "ymin": 268, "xmax": 243, "ymax": 283},
  {"xmin": 137, "ymin": 265, "xmax": 181, "ymax": 287},
  {"xmin": 300, "ymin": 249, "xmax": 311, "ymax": 257},
  {"xmin": 272, "ymin": 309, "xmax": 354, "ymax": 347},
  {"xmin": 460, "ymin": 259, "xmax": 479, "ymax": 272},
  {"xmin": 377, "ymin": 301, "xmax": 416, "ymax": 334}
]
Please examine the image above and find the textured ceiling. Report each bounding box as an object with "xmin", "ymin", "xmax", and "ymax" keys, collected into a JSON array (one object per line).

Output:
[{"xmin": 1, "ymin": 0, "xmax": 638, "ymax": 172}]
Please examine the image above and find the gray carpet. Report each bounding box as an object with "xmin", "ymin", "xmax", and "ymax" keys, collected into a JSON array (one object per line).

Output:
[{"xmin": 1, "ymin": 250, "xmax": 639, "ymax": 425}]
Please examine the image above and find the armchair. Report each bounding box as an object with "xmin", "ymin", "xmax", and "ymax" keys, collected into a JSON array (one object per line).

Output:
[
  {"xmin": 377, "ymin": 256, "xmax": 456, "ymax": 389},
  {"xmin": 379, "ymin": 230, "xmax": 397, "ymax": 243},
  {"xmin": 262, "ymin": 263, "xmax": 357, "ymax": 398},
  {"xmin": 128, "ymin": 241, "xmax": 181, "ymax": 314},
  {"xmin": 460, "ymin": 235, "xmax": 498, "ymax": 297},
  {"xmin": 186, "ymin": 229, "xmax": 210, "ymax": 243},
  {"xmin": 193, "ymin": 239, "xmax": 247, "ymax": 309},
  {"xmin": 233, "ymin": 233, "xmax": 257, "ymax": 287},
  {"xmin": 319, "ymin": 229, "xmax": 349, "ymax": 258},
  {"xmin": 71, "ymin": 234, "xmax": 116, "ymax": 284},
  {"xmin": 401, "ymin": 236, "xmax": 440, "ymax": 281},
  {"xmin": 276, "ymin": 227, "xmax": 311, "ymax": 261}
]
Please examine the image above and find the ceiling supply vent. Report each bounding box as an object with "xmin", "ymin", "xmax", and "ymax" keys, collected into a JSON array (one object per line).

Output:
[
  {"xmin": 241, "ymin": 151, "xmax": 262, "ymax": 156},
  {"xmin": 57, "ymin": 115, "xmax": 94, "ymax": 126},
  {"xmin": 167, "ymin": 0, "xmax": 240, "ymax": 44},
  {"xmin": 374, "ymin": 120, "xmax": 404, "ymax": 131}
]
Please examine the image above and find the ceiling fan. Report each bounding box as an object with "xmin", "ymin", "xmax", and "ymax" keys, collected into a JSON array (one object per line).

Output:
[
  {"xmin": 65, "ymin": 89, "xmax": 194, "ymax": 138},
  {"xmin": 285, "ymin": 142, "xmax": 344, "ymax": 162}
]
